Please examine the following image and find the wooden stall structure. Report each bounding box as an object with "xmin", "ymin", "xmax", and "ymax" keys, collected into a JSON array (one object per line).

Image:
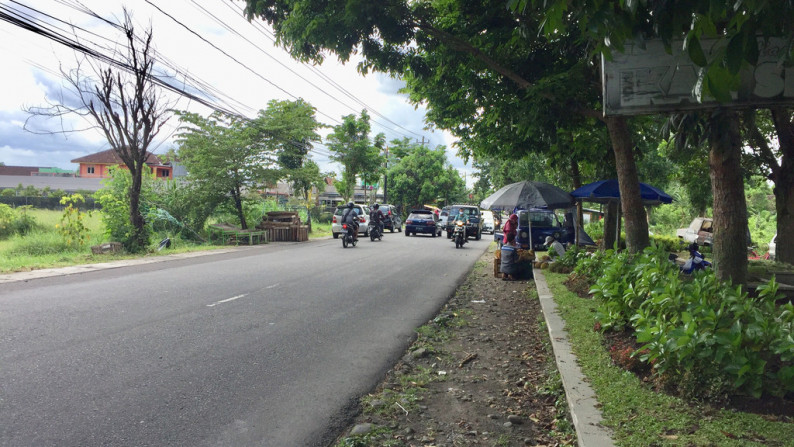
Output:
[
  {"xmin": 208, "ymin": 223, "xmax": 267, "ymax": 246},
  {"xmin": 257, "ymin": 211, "xmax": 309, "ymax": 242}
]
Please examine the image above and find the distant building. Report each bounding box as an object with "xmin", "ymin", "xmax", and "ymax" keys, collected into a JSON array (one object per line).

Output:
[
  {"xmin": 317, "ymin": 177, "xmax": 383, "ymax": 210},
  {"xmin": 71, "ymin": 149, "xmax": 173, "ymax": 179},
  {"xmin": 0, "ymin": 165, "xmax": 43, "ymax": 176}
]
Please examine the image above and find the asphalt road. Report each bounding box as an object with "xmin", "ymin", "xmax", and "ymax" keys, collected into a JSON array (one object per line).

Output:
[{"xmin": 0, "ymin": 232, "xmax": 490, "ymax": 447}]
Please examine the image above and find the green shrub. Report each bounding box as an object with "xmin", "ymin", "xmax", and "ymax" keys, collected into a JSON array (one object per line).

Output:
[
  {"xmin": 57, "ymin": 195, "xmax": 90, "ymax": 248},
  {"xmin": 649, "ymin": 234, "xmax": 683, "ymax": 252},
  {"xmin": 582, "ymin": 247, "xmax": 794, "ymax": 400},
  {"xmin": 95, "ymin": 168, "xmax": 154, "ymax": 251},
  {"xmin": 0, "ymin": 203, "xmax": 16, "ymax": 238},
  {"xmin": 0, "ymin": 204, "xmax": 41, "ymax": 239}
]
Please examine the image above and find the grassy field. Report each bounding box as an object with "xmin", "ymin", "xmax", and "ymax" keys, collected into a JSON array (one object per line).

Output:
[{"xmin": 0, "ymin": 210, "xmax": 333, "ymax": 274}]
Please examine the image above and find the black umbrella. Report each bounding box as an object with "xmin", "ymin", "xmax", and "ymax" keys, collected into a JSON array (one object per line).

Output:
[{"xmin": 480, "ymin": 181, "xmax": 574, "ymax": 210}]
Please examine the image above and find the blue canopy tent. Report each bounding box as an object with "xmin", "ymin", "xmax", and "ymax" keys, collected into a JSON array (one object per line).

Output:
[
  {"xmin": 571, "ymin": 179, "xmax": 673, "ymax": 205},
  {"xmin": 570, "ymin": 179, "xmax": 673, "ymax": 245}
]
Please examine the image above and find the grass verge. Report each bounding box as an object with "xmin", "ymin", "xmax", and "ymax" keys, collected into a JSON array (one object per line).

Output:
[{"xmin": 544, "ymin": 271, "xmax": 794, "ymax": 446}]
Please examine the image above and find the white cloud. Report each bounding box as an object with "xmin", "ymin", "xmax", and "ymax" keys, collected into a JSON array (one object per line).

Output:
[{"xmin": 0, "ymin": 0, "xmax": 473, "ymax": 186}]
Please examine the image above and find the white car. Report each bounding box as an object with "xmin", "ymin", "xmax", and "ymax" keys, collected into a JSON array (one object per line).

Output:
[
  {"xmin": 481, "ymin": 210, "xmax": 495, "ymax": 234},
  {"xmin": 436, "ymin": 207, "xmax": 450, "ymax": 237},
  {"xmin": 769, "ymin": 234, "xmax": 777, "ymax": 260},
  {"xmin": 332, "ymin": 204, "xmax": 370, "ymax": 238}
]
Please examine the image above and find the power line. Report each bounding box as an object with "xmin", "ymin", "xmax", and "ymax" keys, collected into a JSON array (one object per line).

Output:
[{"xmin": 222, "ymin": 0, "xmax": 426, "ymax": 140}]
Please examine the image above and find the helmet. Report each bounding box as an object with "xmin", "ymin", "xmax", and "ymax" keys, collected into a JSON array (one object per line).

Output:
[
  {"xmin": 545, "ymin": 235, "xmax": 554, "ymax": 245},
  {"xmin": 373, "ymin": 203, "xmax": 379, "ymax": 209},
  {"xmin": 347, "ymin": 201, "xmax": 354, "ymax": 209}
]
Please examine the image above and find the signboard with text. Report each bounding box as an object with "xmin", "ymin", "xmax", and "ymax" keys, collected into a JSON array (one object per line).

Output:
[{"xmin": 602, "ymin": 38, "xmax": 794, "ymax": 116}]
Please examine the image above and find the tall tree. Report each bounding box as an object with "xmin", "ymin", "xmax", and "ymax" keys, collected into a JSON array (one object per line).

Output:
[
  {"xmin": 326, "ymin": 110, "xmax": 384, "ymax": 202},
  {"xmin": 388, "ymin": 145, "xmax": 465, "ymax": 210},
  {"xmin": 26, "ymin": 12, "xmax": 171, "ymax": 252},
  {"xmin": 743, "ymin": 108, "xmax": 794, "ymax": 264},
  {"xmin": 243, "ymin": 0, "xmax": 651, "ymax": 255},
  {"xmin": 257, "ymin": 98, "xmax": 323, "ymax": 179},
  {"xmin": 175, "ymin": 111, "xmax": 278, "ymax": 229},
  {"xmin": 521, "ymin": 0, "xmax": 794, "ymax": 281}
]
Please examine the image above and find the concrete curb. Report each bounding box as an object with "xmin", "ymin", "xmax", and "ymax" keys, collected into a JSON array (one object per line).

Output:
[{"xmin": 533, "ymin": 268, "xmax": 615, "ymax": 447}]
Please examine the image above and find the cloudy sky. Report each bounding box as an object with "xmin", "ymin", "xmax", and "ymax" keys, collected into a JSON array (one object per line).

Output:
[{"xmin": 0, "ymin": 0, "xmax": 474, "ymax": 184}]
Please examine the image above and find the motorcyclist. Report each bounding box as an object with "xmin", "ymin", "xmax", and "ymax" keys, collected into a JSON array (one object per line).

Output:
[
  {"xmin": 369, "ymin": 203, "xmax": 385, "ymax": 235},
  {"xmin": 452, "ymin": 208, "xmax": 469, "ymax": 239},
  {"xmin": 341, "ymin": 201, "xmax": 359, "ymax": 241}
]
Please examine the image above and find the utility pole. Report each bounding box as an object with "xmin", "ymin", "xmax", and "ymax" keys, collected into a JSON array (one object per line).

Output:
[{"xmin": 383, "ymin": 145, "xmax": 389, "ymax": 203}]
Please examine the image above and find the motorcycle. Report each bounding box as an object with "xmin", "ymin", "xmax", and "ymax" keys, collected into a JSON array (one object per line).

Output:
[
  {"xmin": 452, "ymin": 219, "xmax": 467, "ymax": 249},
  {"xmin": 341, "ymin": 222, "xmax": 358, "ymax": 248},
  {"xmin": 369, "ymin": 221, "xmax": 383, "ymax": 241},
  {"xmin": 681, "ymin": 242, "xmax": 711, "ymax": 274}
]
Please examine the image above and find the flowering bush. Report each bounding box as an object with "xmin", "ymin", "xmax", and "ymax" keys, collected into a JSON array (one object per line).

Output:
[{"xmin": 57, "ymin": 194, "xmax": 90, "ymax": 248}]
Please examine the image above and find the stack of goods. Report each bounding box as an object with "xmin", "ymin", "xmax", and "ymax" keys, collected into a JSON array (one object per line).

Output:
[
  {"xmin": 518, "ymin": 249, "xmax": 535, "ymax": 262},
  {"xmin": 257, "ymin": 212, "xmax": 309, "ymax": 242},
  {"xmin": 493, "ymin": 248, "xmax": 502, "ymax": 277},
  {"xmin": 534, "ymin": 254, "xmax": 552, "ymax": 269}
]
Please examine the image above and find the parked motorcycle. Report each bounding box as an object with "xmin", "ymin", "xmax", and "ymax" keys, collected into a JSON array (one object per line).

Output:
[
  {"xmin": 452, "ymin": 219, "xmax": 467, "ymax": 249},
  {"xmin": 341, "ymin": 223, "xmax": 358, "ymax": 248},
  {"xmin": 369, "ymin": 222, "xmax": 383, "ymax": 241},
  {"xmin": 681, "ymin": 242, "xmax": 711, "ymax": 274}
]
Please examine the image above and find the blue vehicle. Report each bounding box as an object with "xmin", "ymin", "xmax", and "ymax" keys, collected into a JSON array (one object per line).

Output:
[
  {"xmin": 494, "ymin": 208, "xmax": 576, "ymax": 250},
  {"xmin": 404, "ymin": 210, "xmax": 438, "ymax": 237}
]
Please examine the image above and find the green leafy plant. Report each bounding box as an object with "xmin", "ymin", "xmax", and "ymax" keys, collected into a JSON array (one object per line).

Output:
[
  {"xmin": 96, "ymin": 168, "xmax": 155, "ymax": 251},
  {"xmin": 582, "ymin": 247, "xmax": 794, "ymax": 400},
  {"xmin": 56, "ymin": 194, "xmax": 90, "ymax": 249}
]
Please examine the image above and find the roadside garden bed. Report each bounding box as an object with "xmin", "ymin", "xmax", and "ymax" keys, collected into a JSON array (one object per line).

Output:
[{"xmin": 543, "ymin": 246, "xmax": 794, "ymax": 446}]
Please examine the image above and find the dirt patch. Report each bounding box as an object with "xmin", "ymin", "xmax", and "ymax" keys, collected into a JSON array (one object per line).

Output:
[{"xmin": 335, "ymin": 246, "xmax": 575, "ymax": 446}]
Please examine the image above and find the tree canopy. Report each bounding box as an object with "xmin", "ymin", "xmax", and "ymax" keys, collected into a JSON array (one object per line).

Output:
[
  {"xmin": 387, "ymin": 145, "xmax": 465, "ymax": 210},
  {"xmin": 326, "ymin": 110, "xmax": 385, "ymax": 202}
]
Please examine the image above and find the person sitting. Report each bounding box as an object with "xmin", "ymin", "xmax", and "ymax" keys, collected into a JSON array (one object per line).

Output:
[
  {"xmin": 370, "ymin": 203, "xmax": 385, "ymax": 235},
  {"xmin": 545, "ymin": 235, "xmax": 566, "ymax": 258},
  {"xmin": 500, "ymin": 232, "xmax": 520, "ymax": 281},
  {"xmin": 342, "ymin": 201, "xmax": 359, "ymax": 241}
]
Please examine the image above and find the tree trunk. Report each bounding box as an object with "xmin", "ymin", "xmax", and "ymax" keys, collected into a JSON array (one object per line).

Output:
[
  {"xmin": 603, "ymin": 201, "xmax": 618, "ymax": 249},
  {"xmin": 571, "ymin": 159, "xmax": 583, "ymax": 246},
  {"xmin": 771, "ymin": 108, "xmax": 794, "ymax": 264},
  {"xmin": 128, "ymin": 166, "xmax": 147, "ymax": 252},
  {"xmin": 604, "ymin": 116, "xmax": 650, "ymax": 253},
  {"xmin": 233, "ymin": 186, "xmax": 248, "ymax": 230},
  {"xmin": 708, "ymin": 110, "xmax": 748, "ymax": 284}
]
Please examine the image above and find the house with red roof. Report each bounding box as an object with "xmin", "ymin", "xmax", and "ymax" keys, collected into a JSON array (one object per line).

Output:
[{"xmin": 71, "ymin": 149, "xmax": 173, "ymax": 179}]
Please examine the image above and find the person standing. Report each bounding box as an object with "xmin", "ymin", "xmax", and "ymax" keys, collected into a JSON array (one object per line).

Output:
[{"xmin": 502, "ymin": 213, "xmax": 518, "ymax": 245}]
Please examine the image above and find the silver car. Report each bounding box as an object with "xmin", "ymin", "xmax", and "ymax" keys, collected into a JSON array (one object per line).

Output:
[
  {"xmin": 332, "ymin": 204, "xmax": 370, "ymax": 238},
  {"xmin": 481, "ymin": 210, "xmax": 495, "ymax": 234},
  {"xmin": 435, "ymin": 207, "xmax": 450, "ymax": 237}
]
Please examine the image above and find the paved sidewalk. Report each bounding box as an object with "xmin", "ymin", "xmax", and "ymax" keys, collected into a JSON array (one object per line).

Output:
[{"xmin": 533, "ymin": 268, "xmax": 615, "ymax": 447}]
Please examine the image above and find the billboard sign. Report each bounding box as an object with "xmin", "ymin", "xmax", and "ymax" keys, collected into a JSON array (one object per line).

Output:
[{"xmin": 602, "ymin": 38, "xmax": 794, "ymax": 116}]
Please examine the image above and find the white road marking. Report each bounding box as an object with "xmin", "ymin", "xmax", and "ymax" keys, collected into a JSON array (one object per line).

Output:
[
  {"xmin": 266, "ymin": 283, "xmax": 279, "ymax": 289},
  {"xmin": 207, "ymin": 294, "xmax": 247, "ymax": 307}
]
